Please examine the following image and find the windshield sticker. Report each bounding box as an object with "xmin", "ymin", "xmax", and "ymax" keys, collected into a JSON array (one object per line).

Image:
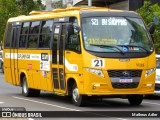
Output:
[
  {"xmin": 87, "ymin": 38, "xmax": 117, "ymax": 45},
  {"xmin": 129, "ymin": 47, "xmax": 134, "ymax": 51},
  {"xmin": 92, "ymin": 59, "xmax": 105, "ymax": 68},
  {"xmin": 90, "ymin": 17, "xmax": 127, "ymax": 26},
  {"xmin": 129, "ymin": 47, "xmax": 139, "ymax": 51},
  {"xmin": 122, "ymin": 46, "xmax": 129, "ymax": 52},
  {"xmin": 134, "ymin": 47, "xmax": 139, "ymax": 51}
]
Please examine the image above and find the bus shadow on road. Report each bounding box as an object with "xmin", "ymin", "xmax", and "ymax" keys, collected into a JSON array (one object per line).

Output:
[
  {"xmin": 28, "ymin": 92, "xmax": 146, "ymax": 108},
  {"xmin": 144, "ymin": 95, "xmax": 160, "ymax": 100}
]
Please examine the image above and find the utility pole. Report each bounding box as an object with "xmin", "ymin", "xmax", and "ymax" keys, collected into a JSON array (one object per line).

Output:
[
  {"xmin": 45, "ymin": 0, "xmax": 52, "ymax": 10},
  {"xmin": 67, "ymin": 0, "xmax": 73, "ymax": 7},
  {"xmin": 88, "ymin": 0, "xmax": 92, "ymax": 7}
]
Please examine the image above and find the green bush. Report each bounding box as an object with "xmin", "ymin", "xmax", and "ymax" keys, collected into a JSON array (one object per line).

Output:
[{"xmin": 137, "ymin": 1, "xmax": 160, "ymax": 53}]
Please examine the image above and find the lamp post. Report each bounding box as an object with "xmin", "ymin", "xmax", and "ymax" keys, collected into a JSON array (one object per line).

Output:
[{"xmin": 88, "ymin": 0, "xmax": 92, "ymax": 7}]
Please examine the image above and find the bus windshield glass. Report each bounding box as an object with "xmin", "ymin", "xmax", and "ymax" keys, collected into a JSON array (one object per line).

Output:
[{"xmin": 82, "ymin": 17, "xmax": 153, "ymax": 53}]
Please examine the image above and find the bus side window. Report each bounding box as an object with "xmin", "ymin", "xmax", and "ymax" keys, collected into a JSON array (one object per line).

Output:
[
  {"xmin": 39, "ymin": 20, "xmax": 53, "ymax": 48},
  {"xmin": 4, "ymin": 23, "xmax": 12, "ymax": 48},
  {"xmin": 66, "ymin": 17, "xmax": 81, "ymax": 53},
  {"xmin": 66, "ymin": 25, "xmax": 80, "ymax": 53},
  {"xmin": 19, "ymin": 22, "xmax": 30, "ymax": 48},
  {"xmin": 28, "ymin": 21, "xmax": 40, "ymax": 48}
]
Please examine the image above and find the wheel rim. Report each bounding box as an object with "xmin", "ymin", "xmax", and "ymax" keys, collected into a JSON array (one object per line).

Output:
[
  {"xmin": 23, "ymin": 80, "xmax": 27, "ymax": 94},
  {"xmin": 73, "ymin": 87, "xmax": 79, "ymax": 103}
]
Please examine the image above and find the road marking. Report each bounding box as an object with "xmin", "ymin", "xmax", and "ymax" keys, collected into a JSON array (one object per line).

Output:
[
  {"xmin": 0, "ymin": 101, "xmax": 4, "ymax": 104},
  {"xmin": 13, "ymin": 96, "xmax": 81, "ymax": 111},
  {"xmin": 13, "ymin": 96, "xmax": 127, "ymax": 120},
  {"xmin": 28, "ymin": 118, "xmax": 34, "ymax": 120},
  {"xmin": 143, "ymin": 101, "xmax": 160, "ymax": 106}
]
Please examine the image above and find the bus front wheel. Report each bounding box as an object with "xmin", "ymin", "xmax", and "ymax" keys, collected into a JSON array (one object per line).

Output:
[
  {"xmin": 22, "ymin": 76, "xmax": 40, "ymax": 97},
  {"xmin": 127, "ymin": 95, "xmax": 143, "ymax": 105},
  {"xmin": 72, "ymin": 83, "xmax": 86, "ymax": 106}
]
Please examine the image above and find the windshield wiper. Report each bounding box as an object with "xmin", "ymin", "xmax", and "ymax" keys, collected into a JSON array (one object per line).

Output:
[{"xmin": 90, "ymin": 44, "xmax": 125, "ymax": 55}]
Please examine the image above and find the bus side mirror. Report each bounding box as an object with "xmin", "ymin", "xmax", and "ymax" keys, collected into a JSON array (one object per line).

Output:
[
  {"xmin": 67, "ymin": 24, "xmax": 81, "ymax": 34},
  {"xmin": 148, "ymin": 22, "xmax": 155, "ymax": 34},
  {"xmin": 74, "ymin": 26, "xmax": 81, "ymax": 33}
]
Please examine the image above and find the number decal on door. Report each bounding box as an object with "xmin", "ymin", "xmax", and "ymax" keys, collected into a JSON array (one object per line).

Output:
[{"xmin": 92, "ymin": 59, "xmax": 104, "ymax": 67}]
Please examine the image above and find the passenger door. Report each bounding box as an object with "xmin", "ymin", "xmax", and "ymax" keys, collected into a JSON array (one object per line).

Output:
[
  {"xmin": 10, "ymin": 24, "xmax": 21, "ymax": 85},
  {"xmin": 52, "ymin": 23, "xmax": 66, "ymax": 93}
]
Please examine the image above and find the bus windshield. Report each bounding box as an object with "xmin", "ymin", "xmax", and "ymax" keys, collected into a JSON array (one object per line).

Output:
[{"xmin": 82, "ymin": 17, "xmax": 153, "ymax": 53}]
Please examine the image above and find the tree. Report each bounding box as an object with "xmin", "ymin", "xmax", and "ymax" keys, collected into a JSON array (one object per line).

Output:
[
  {"xmin": 137, "ymin": 1, "xmax": 160, "ymax": 53},
  {"xmin": 36, "ymin": 0, "xmax": 46, "ymax": 10},
  {"xmin": 0, "ymin": 0, "xmax": 44, "ymax": 43},
  {"xmin": 0, "ymin": 0, "xmax": 21, "ymax": 43},
  {"xmin": 17, "ymin": 0, "xmax": 40, "ymax": 15}
]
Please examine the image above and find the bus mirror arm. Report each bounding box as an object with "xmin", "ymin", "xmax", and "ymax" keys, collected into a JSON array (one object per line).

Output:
[
  {"xmin": 148, "ymin": 22, "xmax": 155, "ymax": 35},
  {"xmin": 66, "ymin": 23, "xmax": 81, "ymax": 34}
]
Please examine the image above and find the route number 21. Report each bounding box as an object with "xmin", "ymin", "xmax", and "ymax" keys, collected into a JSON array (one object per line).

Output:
[{"xmin": 92, "ymin": 59, "xmax": 104, "ymax": 67}]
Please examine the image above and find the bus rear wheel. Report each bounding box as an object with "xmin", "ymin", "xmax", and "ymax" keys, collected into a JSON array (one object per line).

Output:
[
  {"xmin": 72, "ymin": 83, "xmax": 86, "ymax": 107},
  {"xmin": 127, "ymin": 95, "xmax": 143, "ymax": 105},
  {"xmin": 22, "ymin": 76, "xmax": 40, "ymax": 97}
]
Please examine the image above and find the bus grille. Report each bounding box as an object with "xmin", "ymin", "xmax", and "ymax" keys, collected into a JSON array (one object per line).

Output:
[
  {"xmin": 108, "ymin": 70, "xmax": 142, "ymax": 78},
  {"xmin": 107, "ymin": 70, "xmax": 142, "ymax": 89}
]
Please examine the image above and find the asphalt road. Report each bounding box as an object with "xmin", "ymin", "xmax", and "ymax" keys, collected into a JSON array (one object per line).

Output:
[{"xmin": 0, "ymin": 71, "xmax": 160, "ymax": 120}]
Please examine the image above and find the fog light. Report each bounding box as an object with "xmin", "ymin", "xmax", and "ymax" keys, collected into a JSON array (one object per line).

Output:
[
  {"xmin": 93, "ymin": 84, "xmax": 100, "ymax": 90},
  {"xmin": 146, "ymin": 84, "xmax": 153, "ymax": 88}
]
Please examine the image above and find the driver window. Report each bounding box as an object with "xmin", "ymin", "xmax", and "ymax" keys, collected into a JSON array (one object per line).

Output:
[{"xmin": 65, "ymin": 17, "xmax": 80, "ymax": 53}]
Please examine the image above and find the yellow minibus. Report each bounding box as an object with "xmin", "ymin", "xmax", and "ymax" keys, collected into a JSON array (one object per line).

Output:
[{"xmin": 3, "ymin": 7, "xmax": 156, "ymax": 106}]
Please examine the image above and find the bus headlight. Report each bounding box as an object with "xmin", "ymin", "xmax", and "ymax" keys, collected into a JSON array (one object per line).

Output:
[
  {"xmin": 156, "ymin": 75, "xmax": 160, "ymax": 81},
  {"xmin": 86, "ymin": 68, "xmax": 104, "ymax": 77},
  {"xmin": 145, "ymin": 68, "xmax": 156, "ymax": 77}
]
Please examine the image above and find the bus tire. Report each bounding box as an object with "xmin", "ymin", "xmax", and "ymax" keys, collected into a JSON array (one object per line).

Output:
[
  {"xmin": 22, "ymin": 76, "xmax": 40, "ymax": 97},
  {"xmin": 128, "ymin": 95, "xmax": 143, "ymax": 105},
  {"xmin": 72, "ymin": 83, "xmax": 86, "ymax": 107}
]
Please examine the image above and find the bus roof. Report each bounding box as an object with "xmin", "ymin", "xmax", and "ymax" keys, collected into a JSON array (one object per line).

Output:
[{"xmin": 8, "ymin": 7, "xmax": 139, "ymax": 22}]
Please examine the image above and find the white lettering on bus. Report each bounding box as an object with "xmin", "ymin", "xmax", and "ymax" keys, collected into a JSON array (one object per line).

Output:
[
  {"xmin": 91, "ymin": 19, "xmax": 99, "ymax": 25},
  {"xmin": 18, "ymin": 54, "xmax": 30, "ymax": 59},
  {"xmin": 102, "ymin": 19, "xmax": 108, "ymax": 25},
  {"xmin": 108, "ymin": 17, "xmax": 127, "ymax": 26}
]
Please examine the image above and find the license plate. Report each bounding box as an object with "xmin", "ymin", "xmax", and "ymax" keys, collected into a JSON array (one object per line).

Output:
[{"xmin": 119, "ymin": 78, "xmax": 133, "ymax": 83}]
